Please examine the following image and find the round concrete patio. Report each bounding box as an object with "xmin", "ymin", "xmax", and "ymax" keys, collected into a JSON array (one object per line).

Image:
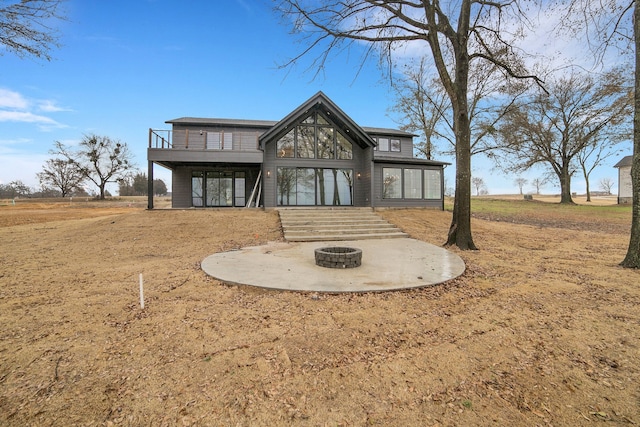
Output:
[{"xmin": 201, "ymin": 238, "xmax": 466, "ymax": 293}]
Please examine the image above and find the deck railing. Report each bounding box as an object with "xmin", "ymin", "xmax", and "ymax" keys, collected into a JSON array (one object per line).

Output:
[
  {"xmin": 148, "ymin": 128, "xmax": 260, "ymax": 151},
  {"xmin": 149, "ymin": 129, "xmax": 172, "ymax": 149}
]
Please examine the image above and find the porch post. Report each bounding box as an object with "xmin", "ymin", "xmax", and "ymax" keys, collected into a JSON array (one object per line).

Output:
[{"xmin": 147, "ymin": 161, "xmax": 154, "ymax": 209}]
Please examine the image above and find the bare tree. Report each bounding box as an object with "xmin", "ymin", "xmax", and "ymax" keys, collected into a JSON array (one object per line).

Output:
[
  {"xmin": 576, "ymin": 136, "xmax": 626, "ymax": 201},
  {"xmin": 390, "ymin": 58, "xmax": 448, "ymax": 160},
  {"xmin": 514, "ymin": 177, "xmax": 528, "ymax": 195},
  {"xmin": 599, "ymin": 177, "xmax": 615, "ymax": 195},
  {"xmin": 560, "ymin": 0, "xmax": 638, "ymax": 268},
  {"xmin": 497, "ymin": 68, "xmax": 631, "ymax": 204},
  {"xmin": 37, "ymin": 157, "xmax": 85, "ymax": 197},
  {"xmin": 391, "ymin": 56, "xmax": 528, "ymax": 164},
  {"xmin": 0, "ymin": 0, "xmax": 66, "ymax": 61},
  {"xmin": 472, "ymin": 177, "xmax": 486, "ymax": 196},
  {"xmin": 276, "ymin": 0, "xmax": 542, "ymax": 250},
  {"xmin": 0, "ymin": 180, "xmax": 32, "ymax": 198},
  {"xmin": 531, "ymin": 177, "xmax": 549, "ymax": 195},
  {"xmin": 53, "ymin": 135, "xmax": 135, "ymax": 200}
]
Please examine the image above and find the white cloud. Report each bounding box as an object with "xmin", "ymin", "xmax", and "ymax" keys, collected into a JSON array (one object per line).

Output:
[
  {"xmin": 0, "ymin": 88, "xmax": 29, "ymax": 109},
  {"xmin": 0, "ymin": 87, "xmax": 69, "ymax": 130},
  {"xmin": 0, "ymin": 110, "xmax": 59, "ymax": 124},
  {"xmin": 38, "ymin": 99, "xmax": 72, "ymax": 113}
]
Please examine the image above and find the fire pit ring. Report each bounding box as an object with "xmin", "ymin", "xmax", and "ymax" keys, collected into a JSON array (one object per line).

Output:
[{"xmin": 315, "ymin": 246, "xmax": 362, "ymax": 269}]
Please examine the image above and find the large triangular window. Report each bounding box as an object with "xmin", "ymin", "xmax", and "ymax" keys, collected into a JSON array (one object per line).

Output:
[{"xmin": 275, "ymin": 112, "xmax": 352, "ymax": 160}]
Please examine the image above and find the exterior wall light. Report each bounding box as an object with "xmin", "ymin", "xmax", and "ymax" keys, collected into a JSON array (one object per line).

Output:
[
  {"xmin": 267, "ymin": 170, "xmax": 271, "ymax": 178},
  {"xmin": 357, "ymin": 172, "xmax": 361, "ymax": 179}
]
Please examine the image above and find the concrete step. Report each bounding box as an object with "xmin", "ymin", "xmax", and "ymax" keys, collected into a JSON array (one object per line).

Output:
[
  {"xmin": 277, "ymin": 208, "xmax": 408, "ymax": 242},
  {"xmin": 285, "ymin": 227, "xmax": 401, "ymax": 235},
  {"xmin": 284, "ymin": 224, "xmax": 397, "ymax": 231},
  {"xmin": 284, "ymin": 232, "xmax": 409, "ymax": 242}
]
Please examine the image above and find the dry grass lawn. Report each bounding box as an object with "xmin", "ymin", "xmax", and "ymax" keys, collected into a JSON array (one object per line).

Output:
[{"xmin": 0, "ymin": 197, "xmax": 638, "ymax": 426}]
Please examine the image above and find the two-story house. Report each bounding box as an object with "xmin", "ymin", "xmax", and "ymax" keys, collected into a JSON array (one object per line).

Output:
[{"xmin": 146, "ymin": 92, "xmax": 448, "ymax": 209}]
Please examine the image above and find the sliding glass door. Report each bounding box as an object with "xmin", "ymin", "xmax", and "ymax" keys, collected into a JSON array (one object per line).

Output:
[
  {"xmin": 192, "ymin": 171, "xmax": 247, "ymax": 207},
  {"xmin": 277, "ymin": 167, "xmax": 353, "ymax": 206}
]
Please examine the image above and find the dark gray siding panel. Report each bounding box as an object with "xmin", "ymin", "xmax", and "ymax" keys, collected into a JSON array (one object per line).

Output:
[
  {"xmin": 262, "ymin": 137, "xmax": 277, "ymax": 208},
  {"xmin": 172, "ymin": 167, "xmax": 192, "ymax": 208},
  {"xmin": 353, "ymin": 146, "xmax": 372, "ymax": 207},
  {"xmin": 149, "ymin": 148, "xmax": 263, "ymax": 164},
  {"xmin": 370, "ymin": 135, "xmax": 415, "ymax": 159},
  {"xmin": 401, "ymin": 137, "xmax": 415, "ymax": 157}
]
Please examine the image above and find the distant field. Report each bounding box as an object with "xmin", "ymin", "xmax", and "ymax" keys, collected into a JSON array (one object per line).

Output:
[{"xmin": 472, "ymin": 193, "xmax": 619, "ymax": 206}]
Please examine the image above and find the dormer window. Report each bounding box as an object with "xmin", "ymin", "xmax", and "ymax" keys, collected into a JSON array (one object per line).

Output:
[{"xmin": 374, "ymin": 137, "xmax": 400, "ymax": 152}]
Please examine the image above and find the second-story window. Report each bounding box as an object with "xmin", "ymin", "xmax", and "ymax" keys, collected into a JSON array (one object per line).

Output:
[
  {"xmin": 275, "ymin": 112, "xmax": 353, "ymax": 160},
  {"xmin": 375, "ymin": 137, "xmax": 401, "ymax": 152},
  {"xmin": 206, "ymin": 131, "xmax": 233, "ymax": 150}
]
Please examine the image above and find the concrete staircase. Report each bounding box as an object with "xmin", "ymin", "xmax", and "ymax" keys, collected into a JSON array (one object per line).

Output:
[{"xmin": 278, "ymin": 208, "xmax": 408, "ymax": 242}]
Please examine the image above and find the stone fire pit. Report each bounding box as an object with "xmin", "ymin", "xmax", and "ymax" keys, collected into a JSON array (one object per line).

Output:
[{"xmin": 315, "ymin": 246, "xmax": 362, "ymax": 269}]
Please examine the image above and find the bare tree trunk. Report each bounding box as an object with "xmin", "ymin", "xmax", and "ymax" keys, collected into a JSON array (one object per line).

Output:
[
  {"xmin": 446, "ymin": 39, "xmax": 477, "ymax": 250},
  {"xmin": 448, "ymin": 149, "xmax": 476, "ymax": 249},
  {"xmin": 583, "ymin": 166, "xmax": 592, "ymax": 202},
  {"xmin": 559, "ymin": 166, "xmax": 574, "ymax": 204},
  {"xmin": 621, "ymin": 4, "xmax": 640, "ymax": 268}
]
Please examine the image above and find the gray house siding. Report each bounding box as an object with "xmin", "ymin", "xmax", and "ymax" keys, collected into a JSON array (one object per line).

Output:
[
  {"xmin": 148, "ymin": 147, "xmax": 263, "ymax": 164},
  {"xmin": 172, "ymin": 167, "xmax": 192, "ymax": 208},
  {"xmin": 370, "ymin": 134, "xmax": 415, "ymax": 159},
  {"xmin": 354, "ymin": 146, "xmax": 373, "ymax": 207}
]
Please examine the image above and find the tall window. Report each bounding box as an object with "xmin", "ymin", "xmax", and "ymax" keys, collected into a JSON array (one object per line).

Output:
[
  {"xmin": 206, "ymin": 171, "xmax": 233, "ymax": 206},
  {"xmin": 317, "ymin": 127, "xmax": 335, "ymax": 159},
  {"xmin": 275, "ymin": 112, "xmax": 352, "ymax": 160},
  {"xmin": 404, "ymin": 169, "xmax": 422, "ymax": 199},
  {"xmin": 382, "ymin": 168, "xmax": 402, "ymax": 199},
  {"xmin": 277, "ymin": 129, "xmax": 295, "ymax": 158},
  {"xmin": 277, "ymin": 167, "xmax": 353, "ymax": 206},
  {"xmin": 192, "ymin": 172, "xmax": 204, "ymax": 206},
  {"xmin": 382, "ymin": 167, "xmax": 442, "ymax": 200},
  {"xmin": 297, "ymin": 126, "xmax": 315, "ymax": 158},
  {"xmin": 424, "ymin": 169, "xmax": 442, "ymax": 199},
  {"xmin": 336, "ymin": 133, "xmax": 352, "ymax": 159}
]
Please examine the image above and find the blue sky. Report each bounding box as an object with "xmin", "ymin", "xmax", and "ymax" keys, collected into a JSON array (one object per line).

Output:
[{"xmin": 0, "ymin": 0, "xmax": 630, "ymax": 196}]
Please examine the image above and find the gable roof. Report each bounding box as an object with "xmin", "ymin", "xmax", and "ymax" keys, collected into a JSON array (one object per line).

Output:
[
  {"xmin": 614, "ymin": 155, "xmax": 633, "ymax": 168},
  {"xmin": 258, "ymin": 91, "xmax": 377, "ymax": 149}
]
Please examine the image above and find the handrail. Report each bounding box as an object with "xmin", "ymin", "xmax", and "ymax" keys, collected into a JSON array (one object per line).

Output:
[
  {"xmin": 149, "ymin": 129, "xmax": 172, "ymax": 148},
  {"xmin": 149, "ymin": 128, "xmax": 261, "ymax": 151}
]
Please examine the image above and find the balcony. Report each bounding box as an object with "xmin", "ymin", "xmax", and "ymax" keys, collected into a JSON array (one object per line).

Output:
[{"xmin": 148, "ymin": 129, "xmax": 264, "ymax": 166}]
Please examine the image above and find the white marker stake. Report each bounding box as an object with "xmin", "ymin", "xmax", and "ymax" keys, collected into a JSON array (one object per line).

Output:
[{"xmin": 139, "ymin": 273, "xmax": 145, "ymax": 309}]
